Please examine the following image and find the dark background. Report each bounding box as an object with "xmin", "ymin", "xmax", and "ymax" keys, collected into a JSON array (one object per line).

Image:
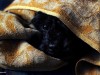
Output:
[
  {"xmin": 0, "ymin": 0, "xmax": 75, "ymax": 75},
  {"xmin": 0, "ymin": 0, "xmax": 13, "ymax": 10}
]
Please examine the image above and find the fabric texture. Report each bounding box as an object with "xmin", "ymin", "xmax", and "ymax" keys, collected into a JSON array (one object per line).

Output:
[
  {"xmin": 5, "ymin": 0, "xmax": 100, "ymax": 52},
  {"xmin": 0, "ymin": 0, "xmax": 100, "ymax": 75}
]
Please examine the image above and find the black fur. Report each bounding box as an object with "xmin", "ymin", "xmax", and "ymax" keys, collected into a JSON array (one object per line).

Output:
[{"xmin": 28, "ymin": 12, "xmax": 94, "ymax": 63}]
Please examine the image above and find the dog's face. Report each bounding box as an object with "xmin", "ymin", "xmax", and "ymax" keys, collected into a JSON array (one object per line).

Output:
[{"xmin": 29, "ymin": 11, "xmax": 93, "ymax": 62}]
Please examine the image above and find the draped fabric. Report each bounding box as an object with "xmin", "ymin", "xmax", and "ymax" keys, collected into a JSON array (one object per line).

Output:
[{"xmin": 0, "ymin": 0, "xmax": 100, "ymax": 75}]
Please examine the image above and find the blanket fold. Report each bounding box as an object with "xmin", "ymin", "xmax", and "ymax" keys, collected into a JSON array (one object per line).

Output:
[
  {"xmin": 0, "ymin": 11, "xmax": 39, "ymax": 39},
  {"xmin": 0, "ymin": 0, "xmax": 99, "ymax": 75}
]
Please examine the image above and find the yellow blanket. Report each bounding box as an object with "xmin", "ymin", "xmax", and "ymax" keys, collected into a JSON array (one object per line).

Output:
[{"xmin": 0, "ymin": 0, "xmax": 99, "ymax": 75}]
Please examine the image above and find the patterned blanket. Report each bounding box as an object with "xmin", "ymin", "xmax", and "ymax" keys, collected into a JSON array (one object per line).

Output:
[{"xmin": 0, "ymin": 0, "xmax": 100, "ymax": 75}]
